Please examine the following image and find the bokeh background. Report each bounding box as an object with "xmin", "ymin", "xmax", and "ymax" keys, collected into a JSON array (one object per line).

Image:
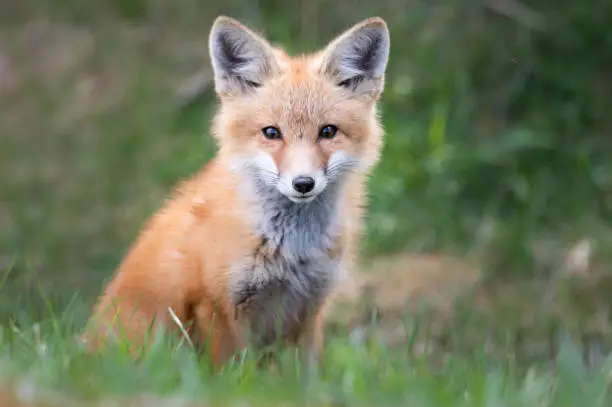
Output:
[{"xmin": 2, "ymin": 0, "xmax": 611, "ymax": 362}]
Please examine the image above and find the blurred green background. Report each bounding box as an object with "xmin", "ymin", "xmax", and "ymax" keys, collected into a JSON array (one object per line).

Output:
[{"xmin": 1, "ymin": 0, "xmax": 611, "ymax": 349}]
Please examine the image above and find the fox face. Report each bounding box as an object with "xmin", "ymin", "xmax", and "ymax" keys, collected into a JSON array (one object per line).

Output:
[{"xmin": 209, "ymin": 17, "xmax": 390, "ymax": 203}]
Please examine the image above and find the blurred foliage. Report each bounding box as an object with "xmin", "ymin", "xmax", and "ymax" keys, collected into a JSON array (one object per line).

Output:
[{"xmin": 1, "ymin": 0, "xmax": 611, "ymax": 319}]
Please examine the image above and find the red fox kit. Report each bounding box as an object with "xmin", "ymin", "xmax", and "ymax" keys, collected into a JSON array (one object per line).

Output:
[{"xmin": 84, "ymin": 15, "xmax": 390, "ymax": 368}]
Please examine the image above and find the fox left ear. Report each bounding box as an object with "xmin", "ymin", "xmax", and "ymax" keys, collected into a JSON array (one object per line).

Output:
[
  {"xmin": 319, "ymin": 17, "xmax": 390, "ymax": 98},
  {"xmin": 209, "ymin": 16, "xmax": 280, "ymax": 97}
]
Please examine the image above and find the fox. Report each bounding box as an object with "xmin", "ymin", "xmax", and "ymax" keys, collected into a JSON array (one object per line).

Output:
[{"xmin": 83, "ymin": 15, "xmax": 391, "ymax": 369}]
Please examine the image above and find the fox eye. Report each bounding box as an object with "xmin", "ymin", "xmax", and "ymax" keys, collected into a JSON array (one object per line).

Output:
[
  {"xmin": 319, "ymin": 124, "xmax": 338, "ymax": 140},
  {"xmin": 262, "ymin": 126, "xmax": 282, "ymax": 140}
]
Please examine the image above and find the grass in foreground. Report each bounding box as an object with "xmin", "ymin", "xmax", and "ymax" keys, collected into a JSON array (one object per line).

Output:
[{"xmin": 0, "ymin": 304, "xmax": 611, "ymax": 407}]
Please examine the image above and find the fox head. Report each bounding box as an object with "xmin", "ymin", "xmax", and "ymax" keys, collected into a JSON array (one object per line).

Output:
[{"xmin": 208, "ymin": 16, "xmax": 390, "ymax": 204}]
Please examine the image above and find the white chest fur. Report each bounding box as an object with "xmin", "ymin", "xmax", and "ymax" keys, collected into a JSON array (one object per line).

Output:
[{"xmin": 229, "ymin": 186, "xmax": 343, "ymax": 348}]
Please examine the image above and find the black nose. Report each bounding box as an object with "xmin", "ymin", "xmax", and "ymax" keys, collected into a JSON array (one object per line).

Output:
[{"xmin": 292, "ymin": 176, "xmax": 315, "ymax": 194}]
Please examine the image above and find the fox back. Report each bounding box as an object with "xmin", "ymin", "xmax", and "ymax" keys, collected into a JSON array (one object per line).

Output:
[{"xmin": 84, "ymin": 16, "xmax": 390, "ymax": 367}]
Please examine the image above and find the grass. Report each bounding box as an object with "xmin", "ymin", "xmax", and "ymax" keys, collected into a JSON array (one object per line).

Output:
[
  {"xmin": 1, "ymin": 255, "xmax": 612, "ymax": 406},
  {"xmin": 0, "ymin": 301, "xmax": 611, "ymax": 407}
]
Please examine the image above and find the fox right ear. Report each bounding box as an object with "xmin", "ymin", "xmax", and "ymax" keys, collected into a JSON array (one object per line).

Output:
[
  {"xmin": 319, "ymin": 17, "xmax": 390, "ymax": 98},
  {"xmin": 209, "ymin": 16, "xmax": 279, "ymax": 96}
]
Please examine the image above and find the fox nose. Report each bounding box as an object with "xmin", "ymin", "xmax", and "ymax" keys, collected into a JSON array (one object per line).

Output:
[{"xmin": 292, "ymin": 176, "xmax": 315, "ymax": 194}]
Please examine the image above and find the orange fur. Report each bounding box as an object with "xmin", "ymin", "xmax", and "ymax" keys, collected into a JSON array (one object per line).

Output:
[{"xmin": 83, "ymin": 16, "xmax": 390, "ymax": 368}]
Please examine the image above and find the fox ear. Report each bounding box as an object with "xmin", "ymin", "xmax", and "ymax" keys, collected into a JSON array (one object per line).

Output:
[
  {"xmin": 319, "ymin": 17, "xmax": 390, "ymax": 98},
  {"xmin": 209, "ymin": 16, "xmax": 279, "ymax": 96}
]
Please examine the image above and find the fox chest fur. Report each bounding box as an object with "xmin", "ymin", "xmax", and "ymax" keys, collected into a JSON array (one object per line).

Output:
[{"xmin": 229, "ymin": 186, "xmax": 343, "ymax": 347}]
